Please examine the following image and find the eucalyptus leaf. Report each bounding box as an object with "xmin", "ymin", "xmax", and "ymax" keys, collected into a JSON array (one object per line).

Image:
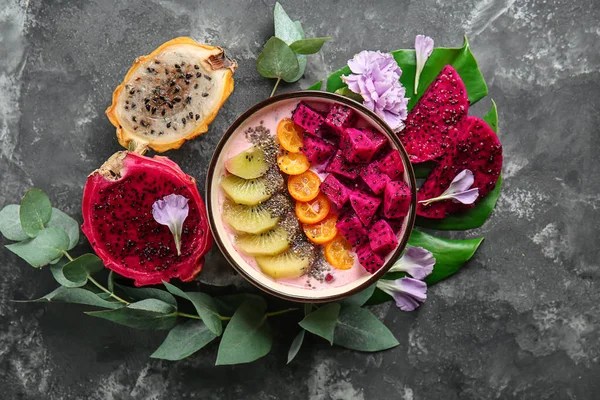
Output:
[
  {"xmin": 215, "ymin": 297, "xmax": 271, "ymax": 365},
  {"xmin": 215, "ymin": 293, "xmax": 264, "ymax": 316},
  {"xmin": 19, "ymin": 189, "xmax": 52, "ymax": 238},
  {"xmin": 321, "ymin": 36, "xmax": 488, "ymax": 111},
  {"xmin": 273, "ymin": 2, "xmax": 306, "ymax": 82},
  {"xmin": 303, "ymin": 303, "xmax": 313, "ymax": 316},
  {"xmin": 163, "ymin": 281, "xmax": 222, "ymax": 336},
  {"xmin": 86, "ymin": 298, "xmax": 177, "ymax": 330},
  {"xmin": 6, "ymin": 227, "xmax": 70, "ymax": 268},
  {"xmin": 117, "ymin": 284, "xmax": 177, "ymax": 308},
  {"xmin": 26, "ymin": 286, "xmax": 121, "ymax": 309},
  {"xmin": 367, "ymin": 229, "xmax": 484, "ymax": 305},
  {"xmin": 151, "ymin": 320, "xmax": 218, "ymax": 361},
  {"xmin": 287, "ymin": 329, "xmax": 305, "ymax": 364},
  {"xmin": 334, "ymin": 87, "xmax": 363, "ymax": 102},
  {"xmin": 333, "ymin": 306, "xmax": 399, "ymax": 352},
  {"xmin": 298, "ymin": 303, "xmax": 340, "ymax": 345},
  {"xmin": 256, "ymin": 36, "xmax": 299, "ymax": 83},
  {"xmin": 339, "ymin": 285, "xmax": 375, "ymax": 307},
  {"xmin": 50, "ymin": 253, "xmax": 104, "ymax": 287},
  {"xmin": 415, "ymin": 102, "xmax": 501, "ymax": 230},
  {"xmin": 289, "ymin": 37, "xmax": 332, "ymax": 55},
  {"xmin": 47, "ymin": 208, "xmax": 79, "ymax": 250},
  {"xmin": 0, "ymin": 204, "xmax": 29, "ymax": 241},
  {"xmin": 107, "ymin": 271, "xmax": 115, "ymax": 293}
]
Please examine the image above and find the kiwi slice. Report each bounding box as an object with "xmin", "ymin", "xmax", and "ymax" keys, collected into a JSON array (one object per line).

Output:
[
  {"xmin": 235, "ymin": 226, "xmax": 290, "ymax": 256},
  {"xmin": 255, "ymin": 249, "xmax": 313, "ymax": 279},
  {"xmin": 225, "ymin": 147, "xmax": 269, "ymax": 179},
  {"xmin": 220, "ymin": 175, "xmax": 271, "ymax": 205},
  {"xmin": 222, "ymin": 199, "xmax": 279, "ymax": 234}
]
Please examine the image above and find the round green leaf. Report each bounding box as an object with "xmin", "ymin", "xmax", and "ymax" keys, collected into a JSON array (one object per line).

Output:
[
  {"xmin": 19, "ymin": 189, "xmax": 52, "ymax": 238},
  {"xmin": 298, "ymin": 303, "xmax": 341, "ymax": 345},
  {"xmin": 164, "ymin": 281, "xmax": 223, "ymax": 336},
  {"xmin": 47, "ymin": 208, "xmax": 79, "ymax": 249},
  {"xmin": 289, "ymin": 37, "xmax": 332, "ymax": 55},
  {"xmin": 333, "ymin": 306, "xmax": 399, "ymax": 352},
  {"xmin": 50, "ymin": 254, "xmax": 104, "ymax": 287},
  {"xmin": 151, "ymin": 320, "xmax": 218, "ymax": 361},
  {"xmin": 273, "ymin": 2, "xmax": 306, "ymax": 82},
  {"xmin": 5, "ymin": 227, "xmax": 70, "ymax": 268},
  {"xmin": 0, "ymin": 204, "xmax": 29, "ymax": 241},
  {"xmin": 256, "ymin": 36, "xmax": 300, "ymax": 83}
]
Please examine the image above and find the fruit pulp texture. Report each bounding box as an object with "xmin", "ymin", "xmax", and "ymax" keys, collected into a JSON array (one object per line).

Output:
[{"xmin": 219, "ymin": 100, "xmax": 406, "ymax": 289}]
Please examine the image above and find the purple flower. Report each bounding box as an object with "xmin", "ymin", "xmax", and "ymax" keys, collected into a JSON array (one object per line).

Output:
[
  {"xmin": 418, "ymin": 169, "xmax": 479, "ymax": 206},
  {"xmin": 152, "ymin": 194, "xmax": 189, "ymax": 256},
  {"xmin": 376, "ymin": 277, "xmax": 427, "ymax": 311},
  {"xmin": 388, "ymin": 247, "xmax": 435, "ymax": 280},
  {"xmin": 414, "ymin": 35, "xmax": 434, "ymax": 94},
  {"xmin": 341, "ymin": 51, "xmax": 409, "ymax": 131}
]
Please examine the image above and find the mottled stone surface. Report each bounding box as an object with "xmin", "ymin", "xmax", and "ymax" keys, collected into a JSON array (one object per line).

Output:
[{"xmin": 1, "ymin": 0, "xmax": 599, "ymax": 398}]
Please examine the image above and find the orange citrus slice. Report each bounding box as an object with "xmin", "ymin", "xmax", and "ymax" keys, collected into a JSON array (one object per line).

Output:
[
  {"xmin": 303, "ymin": 214, "xmax": 338, "ymax": 244},
  {"xmin": 287, "ymin": 170, "xmax": 321, "ymax": 202},
  {"xmin": 277, "ymin": 118, "xmax": 304, "ymax": 152},
  {"xmin": 324, "ymin": 235, "xmax": 355, "ymax": 270},
  {"xmin": 295, "ymin": 193, "xmax": 331, "ymax": 224},
  {"xmin": 277, "ymin": 151, "xmax": 310, "ymax": 175}
]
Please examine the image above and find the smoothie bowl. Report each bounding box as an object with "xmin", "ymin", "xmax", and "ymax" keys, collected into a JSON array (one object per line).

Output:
[{"xmin": 206, "ymin": 91, "xmax": 416, "ymax": 302}]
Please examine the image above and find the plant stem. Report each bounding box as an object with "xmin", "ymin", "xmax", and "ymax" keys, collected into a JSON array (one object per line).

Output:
[
  {"xmin": 88, "ymin": 276, "xmax": 130, "ymax": 305},
  {"xmin": 176, "ymin": 312, "xmax": 201, "ymax": 320},
  {"xmin": 266, "ymin": 308, "xmax": 298, "ymax": 317},
  {"xmin": 63, "ymin": 251, "xmax": 74, "ymax": 262},
  {"xmin": 270, "ymin": 77, "xmax": 282, "ymax": 97},
  {"xmin": 176, "ymin": 307, "xmax": 298, "ymax": 321}
]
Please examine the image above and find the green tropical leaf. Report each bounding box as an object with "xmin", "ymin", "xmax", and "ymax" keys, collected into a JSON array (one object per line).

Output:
[
  {"xmin": 6, "ymin": 227, "xmax": 69, "ymax": 268},
  {"xmin": 273, "ymin": 2, "xmax": 306, "ymax": 82},
  {"xmin": 256, "ymin": 37, "xmax": 300, "ymax": 83},
  {"xmin": 47, "ymin": 208, "xmax": 79, "ymax": 250},
  {"xmin": 26, "ymin": 286, "xmax": 121, "ymax": 309},
  {"xmin": 289, "ymin": 37, "xmax": 332, "ymax": 54},
  {"xmin": 299, "ymin": 303, "xmax": 341, "ymax": 345},
  {"xmin": 0, "ymin": 204, "xmax": 29, "ymax": 241},
  {"xmin": 50, "ymin": 253, "xmax": 104, "ymax": 287},
  {"xmin": 116, "ymin": 284, "xmax": 177, "ymax": 308},
  {"xmin": 333, "ymin": 306, "xmax": 399, "ymax": 351},
  {"xmin": 86, "ymin": 298, "xmax": 177, "ymax": 330},
  {"xmin": 339, "ymin": 285, "xmax": 375, "ymax": 307},
  {"xmin": 19, "ymin": 189, "xmax": 52, "ymax": 238},
  {"xmin": 151, "ymin": 320, "xmax": 218, "ymax": 361},
  {"xmin": 287, "ymin": 329, "xmax": 305, "ymax": 364},
  {"xmin": 334, "ymin": 87, "xmax": 363, "ymax": 102},
  {"xmin": 306, "ymin": 81, "xmax": 323, "ymax": 90},
  {"xmin": 163, "ymin": 281, "xmax": 222, "ymax": 336},
  {"xmin": 215, "ymin": 297, "xmax": 271, "ymax": 365}
]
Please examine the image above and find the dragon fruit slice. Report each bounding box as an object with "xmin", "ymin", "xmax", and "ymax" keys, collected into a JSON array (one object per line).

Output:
[
  {"xmin": 81, "ymin": 151, "xmax": 212, "ymax": 287},
  {"xmin": 292, "ymin": 102, "xmax": 325, "ymax": 135},
  {"xmin": 325, "ymin": 103, "xmax": 357, "ymax": 136},
  {"xmin": 378, "ymin": 150, "xmax": 404, "ymax": 180},
  {"xmin": 340, "ymin": 128, "xmax": 379, "ymax": 164},
  {"xmin": 369, "ymin": 219, "xmax": 398, "ymax": 256},
  {"xmin": 301, "ymin": 134, "xmax": 336, "ymax": 164},
  {"xmin": 349, "ymin": 190, "xmax": 381, "ymax": 226},
  {"xmin": 336, "ymin": 212, "xmax": 368, "ymax": 247},
  {"xmin": 357, "ymin": 244, "xmax": 385, "ymax": 273},
  {"xmin": 400, "ymin": 65, "xmax": 469, "ymax": 163},
  {"xmin": 320, "ymin": 174, "xmax": 350, "ymax": 208},
  {"xmin": 326, "ymin": 150, "xmax": 360, "ymax": 180},
  {"xmin": 359, "ymin": 163, "xmax": 391, "ymax": 195},
  {"xmin": 417, "ymin": 116, "xmax": 502, "ymax": 218},
  {"xmin": 383, "ymin": 181, "xmax": 411, "ymax": 219}
]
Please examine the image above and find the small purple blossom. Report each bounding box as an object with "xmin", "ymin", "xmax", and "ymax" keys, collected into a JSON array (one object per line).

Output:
[
  {"xmin": 414, "ymin": 35, "xmax": 434, "ymax": 94},
  {"xmin": 377, "ymin": 277, "xmax": 427, "ymax": 311},
  {"xmin": 152, "ymin": 194, "xmax": 189, "ymax": 256},
  {"xmin": 418, "ymin": 169, "xmax": 479, "ymax": 206},
  {"xmin": 388, "ymin": 247, "xmax": 435, "ymax": 280},
  {"xmin": 341, "ymin": 50, "xmax": 409, "ymax": 131}
]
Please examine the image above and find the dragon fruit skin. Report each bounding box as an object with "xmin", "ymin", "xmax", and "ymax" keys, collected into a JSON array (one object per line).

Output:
[
  {"xmin": 292, "ymin": 102, "xmax": 325, "ymax": 135},
  {"xmin": 340, "ymin": 128, "xmax": 380, "ymax": 164},
  {"xmin": 320, "ymin": 174, "xmax": 350, "ymax": 208},
  {"xmin": 336, "ymin": 212, "xmax": 369, "ymax": 247},
  {"xmin": 325, "ymin": 103, "xmax": 357, "ymax": 136},
  {"xmin": 357, "ymin": 244, "xmax": 385, "ymax": 273},
  {"xmin": 369, "ymin": 219, "xmax": 398, "ymax": 256},
  {"xmin": 400, "ymin": 65, "xmax": 469, "ymax": 163},
  {"xmin": 417, "ymin": 116, "xmax": 503, "ymax": 219},
  {"xmin": 378, "ymin": 150, "xmax": 404, "ymax": 180},
  {"xmin": 326, "ymin": 150, "xmax": 360, "ymax": 180},
  {"xmin": 81, "ymin": 152, "xmax": 212, "ymax": 287},
  {"xmin": 383, "ymin": 181, "xmax": 411, "ymax": 219},
  {"xmin": 349, "ymin": 190, "xmax": 381, "ymax": 226},
  {"xmin": 301, "ymin": 134, "xmax": 336, "ymax": 164},
  {"xmin": 359, "ymin": 162, "xmax": 391, "ymax": 195}
]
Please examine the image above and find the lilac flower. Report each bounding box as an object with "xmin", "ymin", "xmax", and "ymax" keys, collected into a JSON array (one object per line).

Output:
[
  {"xmin": 342, "ymin": 51, "xmax": 409, "ymax": 131},
  {"xmin": 414, "ymin": 35, "xmax": 434, "ymax": 94},
  {"xmin": 152, "ymin": 194, "xmax": 189, "ymax": 256},
  {"xmin": 418, "ymin": 170, "xmax": 479, "ymax": 206},
  {"xmin": 388, "ymin": 247, "xmax": 435, "ymax": 280},
  {"xmin": 376, "ymin": 277, "xmax": 427, "ymax": 311}
]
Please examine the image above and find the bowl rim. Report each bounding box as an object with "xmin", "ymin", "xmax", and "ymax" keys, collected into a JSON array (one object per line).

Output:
[{"xmin": 205, "ymin": 90, "xmax": 417, "ymax": 303}]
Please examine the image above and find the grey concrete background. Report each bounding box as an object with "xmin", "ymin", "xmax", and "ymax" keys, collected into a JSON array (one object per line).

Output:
[{"xmin": 1, "ymin": 0, "xmax": 599, "ymax": 399}]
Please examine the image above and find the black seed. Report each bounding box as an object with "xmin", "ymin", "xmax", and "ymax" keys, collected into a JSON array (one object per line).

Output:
[
  {"xmin": 194, "ymin": 83, "xmax": 199, "ymax": 89},
  {"xmin": 174, "ymin": 63, "xmax": 180, "ymax": 68},
  {"xmin": 132, "ymin": 116, "xmax": 137, "ymax": 122},
  {"xmin": 169, "ymin": 81, "xmax": 175, "ymax": 87},
  {"xmin": 173, "ymin": 97, "xmax": 181, "ymax": 102},
  {"xmin": 129, "ymin": 88, "xmax": 135, "ymax": 95},
  {"xmin": 185, "ymin": 96, "xmax": 192, "ymax": 103},
  {"xmin": 181, "ymin": 118, "xmax": 186, "ymax": 124},
  {"xmin": 161, "ymin": 109, "xmax": 166, "ymax": 116},
  {"xmin": 202, "ymin": 92, "xmax": 209, "ymax": 97},
  {"xmin": 131, "ymin": 103, "xmax": 136, "ymax": 109},
  {"xmin": 145, "ymin": 104, "xmax": 151, "ymax": 111},
  {"xmin": 204, "ymin": 75, "xmax": 212, "ymax": 81},
  {"xmin": 195, "ymin": 114, "xmax": 200, "ymax": 120},
  {"xmin": 196, "ymin": 72, "xmax": 201, "ymax": 78},
  {"xmin": 188, "ymin": 112, "xmax": 193, "ymax": 119},
  {"xmin": 185, "ymin": 73, "xmax": 192, "ymax": 79},
  {"xmin": 166, "ymin": 122, "xmax": 172, "ymax": 128},
  {"xmin": 194, "ymin": 65, "xmax": 199, "ymax": 69},
  {"xmin": 184, "ymin": 79, "xmax": 190, "ymax": 85},
  {"xmin": 151, "ymin": 107, "xmax": 156, "ymax": 115}
]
